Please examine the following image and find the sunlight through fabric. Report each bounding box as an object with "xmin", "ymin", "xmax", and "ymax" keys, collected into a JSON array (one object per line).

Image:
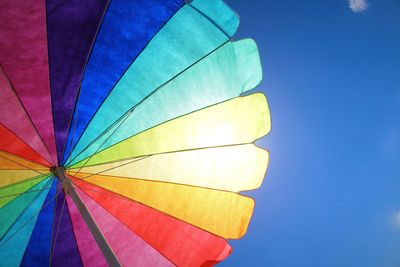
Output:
[
  {"xmin": 72, "ymin": 173, "xmax": 255, "ymax": 239},
  {"xmin": 72, "ymin": 177, "xmax": 232, "ymax": 266},
  {"xmin": 70, "ymin": 93, "xmax": 270, "ymax": 169},
  {"xmin": 76, "ymin": 187, "xmax": 174, "ymax": 266},
  {"xmin": 68, "ymin": 144, "xmax": 269, "ymax": 192},
  {"xmin": 65, "ymin": 3, "xmax": 244, "ymax": 165},
  {"xmin": 67, "ymin": 39, "xmax": 262, "ymax": 166},
  {"xmin": 0, "ymin": 0, "xmax": 270, "ymax": 265}
]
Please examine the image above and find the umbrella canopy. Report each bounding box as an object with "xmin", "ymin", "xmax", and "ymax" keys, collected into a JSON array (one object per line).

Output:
[{"xmin": 0, "ymin": 0, "xmax": 271, "ymax": 266}]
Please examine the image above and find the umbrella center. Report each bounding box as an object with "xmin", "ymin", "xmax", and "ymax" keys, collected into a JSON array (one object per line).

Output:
[
  {"xmin": 50, "ymin": 166, "xmax": 73, "ymax": 194},
  {"xmin": 50, "ymin": 166, "xmax": 65, "ymax": 174}
]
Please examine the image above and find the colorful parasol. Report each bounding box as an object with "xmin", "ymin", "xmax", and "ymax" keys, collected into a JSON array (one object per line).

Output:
[{"xmin": 0, "ymin": 0, "xmax": 271, "ymax": 266}]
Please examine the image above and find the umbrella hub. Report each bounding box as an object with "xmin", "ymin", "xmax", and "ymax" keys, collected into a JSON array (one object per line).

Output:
[
  {"xmin": 50, "ymin": 166, "xmax": 65, "ymax": 174},
  {"xmin": 51, "ymin": 166, "xmax": 73, "ymax": 194}
]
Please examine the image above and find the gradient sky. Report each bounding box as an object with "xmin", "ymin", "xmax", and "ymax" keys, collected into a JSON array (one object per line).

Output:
[{"xmin": 220, "ymin": 0, "xmax": 400, "ymax": 266}]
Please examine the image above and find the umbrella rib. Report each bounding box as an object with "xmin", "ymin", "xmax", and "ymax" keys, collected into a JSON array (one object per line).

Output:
[
  {"xmin": 74, "ymin": 172, "xmax": 243, "ymax": 194},
  {"xmin": 69, "ymin": 156, "xmax": 150, "ymax": 179},
  {"xmin": 65, "ymin": 39, "xmax": 229, "ymax": 168},
  {"xmin": 68, "ymin": 89, "xmax": 269, "ymax": 170},
  {"xmin": 66, "ymin": 110, "xmax": 132, "ymax": 166},
  {"xmin": 0, "ymin": 174, "xmax": 49, "ymax": 191},
  {"xmin": 0, "ymin": 173, "xmax": 51, "ymax": 191},
  {"xmin": 68, "ymin": 147, "xmax": 264, "ymax": 194},
  {"xmin": 0, "ymin": 187, "xmax": 52, "ymax": 199},
  {"xmin": 0, "ymin": 65, "xmax": 56, "ymax": 165},
  {"xmin": 187, "ymin": 3, "xmax": 230, "ymax": 38},
  {"xmin": 49, "ymin": 192, "xmax": 66, "ymax": 260},
  {"xmin": 44, "ymin": 0, "xmax": 58, "ymax": 166},
  {"xmin": 0, "ymin": 124, "xmax": 52, "ymax": 167},
  {"xmin": 62, "ymin": 3, "xmax": 185, "ymax": 165},
  {"xmin": 0, "ymin": 153, "xmax": 49, "ymax": 175},
  {"xmin": 74, "ymin": 142, "xmax": 251, "ymax": 173},
  {"xmin": 0, "ymin": 186, "xmax": 59, "ymax": 252},
  {"xmin": 72, "ymin": 181, "xmax": 232, "ymax": 246},
  {"xmin": 72, "ymin": 184, "xmax": 179, "ymax": 266},
  {"xmin": 49, "ymin": 178, "xmax": 60, "ymax": 266},
  {"xmin": 0, "ymin": 177, "xmax": 55, "ymax": 243},
  {"xmin": 67, "ymin": 90, "xmax": 270, "ymax": 170},
  {"xmin": 59, "ymin": 0, "xmax": 112, "ymax": 165},
  {"xmin": 0, "ymin": 149, "xmax": 49, "ymax": 169},
  {"xmin": 54, "ymin": 167, "xmax": 122, "ymax": 266},
  {"xmin": 68, "ymin": 111, "xmax": 133, "ymax": 176},
  {"xmin": 68, "ymin": 142, "xmax": 252, "ymax": 181}
]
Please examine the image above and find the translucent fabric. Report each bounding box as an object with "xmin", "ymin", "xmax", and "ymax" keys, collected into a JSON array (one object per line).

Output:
[
  {"xmin": 0, "ymin": 67, "xmax": 53, "ymax": 164},
  {"xmin": 69, "ymin": 39, "xmax": 262, "ymax": 166},
  {"xmin": 0, "ymin": 0, "xmax": 270, "ymax": 265},
  {"xmin": 0, "ymin": 176, "xmax": 47, "ymax": 208},
  {"xmin": 0, "ymin": 178, "xmax": 52, "ymax": 241},
  {"xmin": 0, "ymin": 124, "xmax": 51, "ymax": 167},
  {"xmin": 0, "ymin": 172, "xmax": 47, "ymax": 188},
  {"xmin": 69, "ymin": 144, "xmax": 269, "ymax": 192},
  {"xmin": 66, "ymin": 0, "xmax": 241, "ymax": 165},
  {"xmin": 70, "ymin": 93, "xmax": 271, "ymax": 168},
  {"xmin": 0, "ymin": 151, "xmax": 48, "ymax": 172},
  {"xmin": 67, "ymin": 195, "xmax": 108, "ymax": 267},
  {"xmin": 51, "ymin": 182, "xmax": 83, "ymax": 267},
  {"xmin": 21, "ymin": 179, "xmax": 58, "ymax": 267},
  {"xmin": 62, "ymin": 0, "xmax": 184, "ymax": 164},
  {"xmin": 0, "ymin": 178, "xmax": 52, "ymax": 267},
  {"xmin": 72, "ymin": 178, "xmax": 232, "ymax": 266},
  {"xmin": 73, "ymin": 173, "xmax": 255, "ymax": 239},
  {"xmin": 47, "ymin": 0, "xmax": 109, "ymax": 161},
  {"xmin": 0, "ymin": 0, "xmax": 57, "ymax": 163},
  {"xmin": 76, "ymin": 187, "xmax": 174, "ymax": 266}
]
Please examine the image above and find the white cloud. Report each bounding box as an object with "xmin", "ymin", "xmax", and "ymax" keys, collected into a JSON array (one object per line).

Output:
[{"xmin": 349, "ymin": 0, "xmax": 369, "ymax": 13}]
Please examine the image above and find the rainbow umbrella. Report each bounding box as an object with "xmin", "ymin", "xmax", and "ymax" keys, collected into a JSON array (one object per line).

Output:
[{"xmin": 0, "ymin": 0, "xmax": 271, "ymax": 266}]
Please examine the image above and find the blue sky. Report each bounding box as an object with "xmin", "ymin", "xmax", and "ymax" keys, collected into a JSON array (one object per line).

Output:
[{"xmin": 221, "ymin": 0, "xmax": 400, "ymax": 266}]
